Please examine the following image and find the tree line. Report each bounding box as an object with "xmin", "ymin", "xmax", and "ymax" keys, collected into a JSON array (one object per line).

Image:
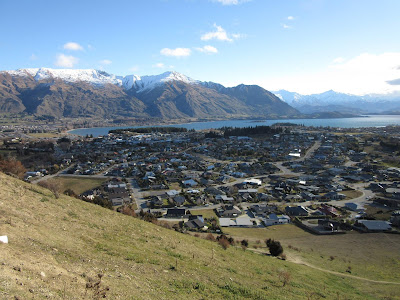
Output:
[{"xmin": 109, "ymin": 127, "xmax": 188, "ymax": 134}]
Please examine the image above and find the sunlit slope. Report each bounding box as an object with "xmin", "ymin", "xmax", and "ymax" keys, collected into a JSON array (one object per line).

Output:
[{"xmin": 0, "ymin": 173, "xmax": 395, "ymax": 299}]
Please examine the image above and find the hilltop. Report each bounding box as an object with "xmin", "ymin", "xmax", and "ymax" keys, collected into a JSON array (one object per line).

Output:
[{"xmin": 0, "ymin": 172, "xmax": 397, "ymax": 299}]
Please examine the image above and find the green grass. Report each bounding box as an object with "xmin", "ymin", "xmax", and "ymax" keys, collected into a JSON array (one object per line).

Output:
[
  {"xmin": 223, "ymin": 224, "xmax": 311, "ymax": 240},
  {"xmin": 0, "ymin": 173, "xmax": 399, "ymax": 299},
  {"xmin": 46, "ymin": 176, "xmax": 108, "ymax": 194},
  {"xmin": 341, "ymin": 189, "xmax": 363, "ymax": 200},
  {"xmin": 365, "ymin": 205, "xmax": 395, "ymax": 220},
  {"xmin": 223, "ymin": 224, "xmax": 400, "ymax": 283},
  {"xmin": 28, "ymin": 132, "xmax": 60, "ymax": 138},
  {"xmin": 190, "ymin": 209, "xmax": 218, "ymax": 219}
]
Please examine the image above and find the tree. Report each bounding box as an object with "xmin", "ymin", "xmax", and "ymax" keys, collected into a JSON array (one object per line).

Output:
[
  {"xmin": 0, "ymin": 157, "xmax": 26, "ymax": 179},
  {"xmin": 265, "ymin": 238, "xmax": 283, "ymax": 257},
  {"xmin": 38, "ymin": 180, "xmax": 61, "ymax": 199},
  {"xmin": 241, "ymin": 239, "xmax": 249, "ymax": 250}
]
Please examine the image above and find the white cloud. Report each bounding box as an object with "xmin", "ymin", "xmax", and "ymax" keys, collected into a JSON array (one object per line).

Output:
[
  {"xmin": 213, "ymin": 0, "xmax": 249, "ymax": 5},
  {"xmin": 129, "ymin": 66, "xmax": 139, "ymax": 72},
  {"xmin": 332, "ymin": 57, "xmax": 345, "ymax": 64},
  {"xmin": 195, "ymin": 45, "xmax": 218, "ymax": 54},
  {"xmin": 287, "ymin": 16, "xmax": 294, "ymax": 20},
  {"xmin": 100, "ymin": 59, "xmax": 112, "ymax": 65},
  {"xmin": 30, "ymin": 54, "xmax": 38, "ymax": 61},
  {"xmin": 55, "ymin": 54, "xmax": 79, "ymax": 68},
  {"xmin": 282, "ymin": 24, "xmax": 292, "ymax": 29},
  {"xmin": 232, "ymin": 33, "xmax": 246, "ymax": 39},
  {"xmin": 63, "ymin": 42, "xmax": 84, "ymax": 51},
  {"xmin": 256, "ymin": 52, "xmax": 400, "ymax": 95},
  {"xmin": 201, "ymin": 24, "xmax": 243, "ymax": 42},
  {"xmin": 160, "ymin": 47, "xmax": 191, "ymax": 57},
  {"xmin": 152, "ymin": 63, "xmax": 175, "ymax": 69},
  {"xmin": 153, "ymin": 63, "xmax": 165, "ymax": 68}
]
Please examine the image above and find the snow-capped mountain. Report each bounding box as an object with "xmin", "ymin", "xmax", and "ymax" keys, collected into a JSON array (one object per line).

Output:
[
  {"xmin": 121, "ymin": 71, "xmax": 198, "ymax": 92},
  {"xmin": 1, "ymin": 68, "xmax": 197, "ymax": 93},
  {"xmin": 5, "ymin": 68, "xmax": 122, "ymax": 86},
  {"xmin": 273, "ymin": 89, "xmax": 400, "ymax": 114},
  {"xmin": 0, "ymin": 68, "xmax": 298, "ymax": 119}
]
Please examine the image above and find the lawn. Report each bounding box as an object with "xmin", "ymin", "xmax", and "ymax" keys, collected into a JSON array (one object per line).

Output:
[
  {"xmin": 341, "ymin": 189, "xmax": 363, "ymax": 200},
  {"xmin": 46, "ymin": 176, "xmax": 108, "ymax": 194},
  {"xmin": 190, "ymin": 208, "xmax": 218, "ymax": 219},
  {"xmin": 223, "ymin": 224, "xmax": 400, "ymax": 283},
  {"xmin": 223, "ymin": 224, "xmax": 311, "ymax": 241},
  {"xmin": 28, "ymin": 132, "xmax": 60, "ymax": 138},
  {"xmin": 365, "ymin": 205, "xmax": 394, "ymax": 220}
]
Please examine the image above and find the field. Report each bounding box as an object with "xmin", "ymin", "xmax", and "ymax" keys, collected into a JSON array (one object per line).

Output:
[
  {"xmin": 341, "ymin": 189, "xmax": 363, "ymax": 199},
  {"xmin": 1, "ymin": 173, "xmax": 399, "ymax": 299},
  {"xmin": 45, "ymin": 176, "xmax": 108, "ymax": 194},
  {"xmin": 223, "ymin": 224, "xmax": 400, "ymax": 283},
  {"xmin": 28, "ymin": 132, "xmax": 60, "ymax": 138},
  {"xmin": 190, "ymin": 208, "xmax": 218, "ymax": 219}
]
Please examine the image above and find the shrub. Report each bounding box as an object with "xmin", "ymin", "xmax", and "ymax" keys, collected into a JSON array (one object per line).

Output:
[
  {"xmin": 38, "ymin": 180, "xmax": 61, "ymax": 199},
  {"xmin": 0, "ymin": 157, "xmax": 26, "ymax": 179},
  {"xmin": 278, "ymin": 270, "xmax": 291, "ymax": 287},
  {"xmin": 217, "ymin": 235, "xmax": 231, "ymax": 250},
  {"xmin": 265, "ymin": 238, "xmax": 283, "ymax": 257},
  {"xmin": 218, "ymin": 238, "xmax": 230, "ymax": 250},
  {"xmin": 205, "ymin": 233, "xmax": 216, "ymax": 241}
]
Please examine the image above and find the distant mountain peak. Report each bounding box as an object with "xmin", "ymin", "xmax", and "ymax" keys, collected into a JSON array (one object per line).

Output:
[{"xmin": 1, "ymin": 68, "xmax": 199, "ymax": 92}]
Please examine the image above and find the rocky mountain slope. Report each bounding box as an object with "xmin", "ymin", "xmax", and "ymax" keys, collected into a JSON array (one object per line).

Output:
[{"xmin": 0, "ymin": 68, "xmax": 299, "ymax": 120}]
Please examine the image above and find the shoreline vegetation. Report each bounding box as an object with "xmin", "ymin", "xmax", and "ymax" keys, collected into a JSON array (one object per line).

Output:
[{"xmin": 66, "ymin": 115, "xmax": 400, "ymax": 137}]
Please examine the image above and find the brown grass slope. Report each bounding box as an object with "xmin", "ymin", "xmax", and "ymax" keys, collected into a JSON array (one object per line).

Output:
[{"xmin": 0, "ymin": 172, "xmax": 398, "ymax": 299}]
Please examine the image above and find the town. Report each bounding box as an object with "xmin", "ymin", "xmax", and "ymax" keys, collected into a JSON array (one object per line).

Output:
[{"xmin": 1, "ymin": 124, "xmax": 399, "ymax": 236}]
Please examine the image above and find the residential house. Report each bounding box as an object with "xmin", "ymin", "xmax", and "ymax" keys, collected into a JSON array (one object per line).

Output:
[
  {"xmin": 285, "ymin": 206, "xmax": 309, "ymax": 216},
  {"xmin": 219, "ymin": 205, "xmax": 242, "ymax": 218},
  {"xmin": 355, "ymin": 220, "xmax": 392, "ymax": 232},
  {"xmin": 166, "ymin": 208, "xmax": 186, "ymax": 218},
  {"xmin": 263, "ymin": 214, "xmax": 290, "ymax": 226},
  {"xmin": 184, "ymin": 215, "xmax": 206, "ymax": 230}
]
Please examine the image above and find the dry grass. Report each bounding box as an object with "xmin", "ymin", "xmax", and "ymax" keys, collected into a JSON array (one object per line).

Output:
[
  {"xmin": 28, "ymin": 132, "xmax": 60, "ymax": 138},
  {"xmin": 223, "ymin": 224, "xmax": 400, "ymax": 283},
  {"xmin": 190, "ymin": 209, "xmax": 217, "ymax": 219},
  {"xmin": 0, "ymin": 173, "xmax": 398, "ymax": 299},
  {"xmin": 45, "ymin": 176, "xmax": 107, "ymax": 194},
  {"xmin": 341, "ymin": 189, "xmax": 363, "ymax": 200}
]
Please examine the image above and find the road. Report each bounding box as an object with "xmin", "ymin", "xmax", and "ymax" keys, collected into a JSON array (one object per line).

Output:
[{"xmin": 272, "ymin": 140, "xmax": 321, "ymax": 176}]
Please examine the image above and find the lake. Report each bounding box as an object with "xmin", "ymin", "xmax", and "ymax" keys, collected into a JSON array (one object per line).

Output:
[{"xmin": 69, "ymin": 115, "xmax": 400, "ymax": 137}]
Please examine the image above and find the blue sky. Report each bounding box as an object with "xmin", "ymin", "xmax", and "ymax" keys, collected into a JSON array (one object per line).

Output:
[{"xmin": 1, "ymin": 0, "xmax": 400, "ymax": 95}]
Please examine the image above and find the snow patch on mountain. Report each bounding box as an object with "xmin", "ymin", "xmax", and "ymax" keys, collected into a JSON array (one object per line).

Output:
[
  {"xmin": 2, "ymin": 68, "xmax": 198, "ymax": 92},
  {"xmin": 123, "ymin": 71, "xmax": 198, "ymax": 92},
  {"xmin": 273, "ymin": 89, "xmax": 400, "ymax": 113},
  {"xmin": 3, "ymin": 68, "xmax": 122, "ymax": 86}
]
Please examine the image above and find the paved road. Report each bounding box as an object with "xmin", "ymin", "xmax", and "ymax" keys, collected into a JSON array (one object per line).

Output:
[
  {"xmin": 272, "ymin": 141, "xmax": 322, "ymax": 176},
  {"xmin": 31, "ymin": 165, "xmax": 75, "ymax": 184}
]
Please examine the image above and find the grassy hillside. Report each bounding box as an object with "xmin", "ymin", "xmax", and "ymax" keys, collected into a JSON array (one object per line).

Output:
[{"xmin": 0, "ymin": 172, "xmax": 398, "ymax": 299}]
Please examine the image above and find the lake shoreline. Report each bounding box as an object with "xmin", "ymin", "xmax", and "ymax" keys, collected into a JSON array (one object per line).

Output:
[{"xmin": 68, "ymin": 115, "xmax": 400, "ymax": 137}]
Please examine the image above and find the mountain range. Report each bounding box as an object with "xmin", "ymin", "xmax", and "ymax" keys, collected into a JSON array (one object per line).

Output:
[
  {"xmin": 273, "ymin": 89, "xmax": 400, "ymax": 114},
  {"xmin": 0, "ymin": 68, "xmax": 298, "ymax": 120}
]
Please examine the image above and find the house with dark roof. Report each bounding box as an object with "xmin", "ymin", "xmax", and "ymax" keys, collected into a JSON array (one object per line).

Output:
[
  {"xmin": 355, "ymin": 220, "xmax": 392, "ymax": 232},
  {"xmin": 166, "ymin": 208, "xmax": 186, "ymax": 218},
  {"xmin": 184, "ymin": 215, "xmax": 206, "ymax": 230},
  {"xmin": 219, "ymin": 205, "xmax": 242, "ymax": 218},
  {"xmin": 285, "ymin": 206, "xmax": 309, "ymax": 216}
]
